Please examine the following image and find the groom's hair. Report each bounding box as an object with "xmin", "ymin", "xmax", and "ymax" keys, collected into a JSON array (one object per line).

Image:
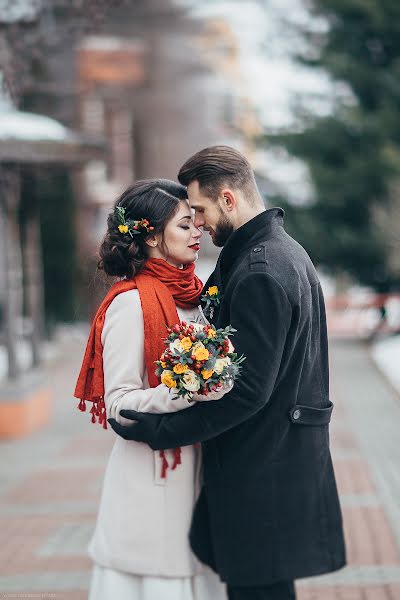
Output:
[{"xmin": 178, "ymin": 145, "xmax": 260, "ymax": 203}]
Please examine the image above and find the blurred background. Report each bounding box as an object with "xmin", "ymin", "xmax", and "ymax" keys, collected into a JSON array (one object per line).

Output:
[{"xmin": 0, "ymin": 1, "xmax": 399, "ymax": 598}]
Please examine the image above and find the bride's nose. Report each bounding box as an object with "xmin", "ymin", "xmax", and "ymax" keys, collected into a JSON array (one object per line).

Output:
[{"xmin": 193, "ymin": 227, "xmax": 202, "ymax": 239}]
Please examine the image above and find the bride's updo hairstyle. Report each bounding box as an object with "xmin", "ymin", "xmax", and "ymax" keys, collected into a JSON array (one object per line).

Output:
[{"xmin": 98, "ymin": 179, "xmax": 188, "ymax": 278}]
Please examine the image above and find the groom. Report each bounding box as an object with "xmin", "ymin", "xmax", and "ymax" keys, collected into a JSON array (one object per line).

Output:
[{"xmin": 108, "ymin": 146, "xmax": 346, "ymax": 599}]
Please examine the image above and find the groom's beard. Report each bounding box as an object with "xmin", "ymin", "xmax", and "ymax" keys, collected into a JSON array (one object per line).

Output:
[{"xmin": 211, "ymin": 213, "xmax": 234, "ymax": 247}]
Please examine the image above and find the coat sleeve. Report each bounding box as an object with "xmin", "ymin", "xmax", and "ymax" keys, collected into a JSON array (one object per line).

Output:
[
  {"xmin": 101, "ymin": 290, "xmax": 193, "ymax": 424},
  {"xmin": 137, "ymin": 271, "xmax": 292, "ymax": 449}
]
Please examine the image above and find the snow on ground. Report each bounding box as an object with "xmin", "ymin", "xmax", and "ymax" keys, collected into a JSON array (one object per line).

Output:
[{"xmin": 371, "ymin": 335, "xmax": 400, "ymax": 395}]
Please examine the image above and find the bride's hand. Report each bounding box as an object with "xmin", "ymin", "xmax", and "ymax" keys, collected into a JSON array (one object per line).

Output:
[{"xmin": 191, "ymin": 377, "xmax": 234, "ymax": 402}]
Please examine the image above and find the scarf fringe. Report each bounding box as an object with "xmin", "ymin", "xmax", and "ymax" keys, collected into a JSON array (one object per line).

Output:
[
  {"xmin": 159, "ymin": 447, "xmax": 182, "ymax": 478},
  {"xmin": 160, "ymin": 450, "xmax": 169, "ymax": 478},
  {"xmin": 78, "ymin": 398, "xmax": 107, "ymax": 429},
  {"xmin": 172, "ymin": 447, "xmax": 182, "ymax": 470}
]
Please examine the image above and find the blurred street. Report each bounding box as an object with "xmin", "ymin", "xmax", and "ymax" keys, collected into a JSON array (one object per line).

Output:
[{"xmin": 0, "ymin": 333, "xmax": 399, "ymax": 599}]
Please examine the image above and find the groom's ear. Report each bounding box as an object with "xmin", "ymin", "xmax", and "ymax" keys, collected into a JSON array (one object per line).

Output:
[{"xmin": 220, "ymin": 189, "xmax": 236, "ymax": 212}]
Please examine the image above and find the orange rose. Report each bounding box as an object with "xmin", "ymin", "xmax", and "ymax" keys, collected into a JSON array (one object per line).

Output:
[
  {"xmin": 193, "ymin": 347, "xmax": 210, "ymax": 362},
  {"xmin": 180, "ymin": 337, "xmax": 193, "ymax": 351},
  {"xmin": 201, "ymin": 369, "xmax": 214, "ymax": 380},
  {"xmin": 161, "ymin": 370, "xmax": 177, "ymax": 388},
  {"xmin": 173, "ymin": 363, "xmax": 189, "ymax": 375}
]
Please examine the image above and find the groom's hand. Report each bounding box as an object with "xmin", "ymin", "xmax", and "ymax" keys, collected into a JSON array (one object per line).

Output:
[{"xmin": 107, "ymin": 410, "xmax": 162, "ymax": 448}]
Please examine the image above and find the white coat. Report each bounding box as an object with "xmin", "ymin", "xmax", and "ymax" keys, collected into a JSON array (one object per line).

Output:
[{"xmin": 88, "ymin": 289, "xmax": 206, "ymax": 577}]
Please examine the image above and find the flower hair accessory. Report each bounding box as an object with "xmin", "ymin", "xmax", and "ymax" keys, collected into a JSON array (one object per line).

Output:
[{"xmin": 115, "ymin": 206, "xmax": 154, "ymax": 237}]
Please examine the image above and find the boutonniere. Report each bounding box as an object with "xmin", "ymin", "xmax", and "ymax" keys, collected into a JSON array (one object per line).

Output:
[{"xmin": 201, "ymin": 285, "xmax": 221, "ymax": 319}]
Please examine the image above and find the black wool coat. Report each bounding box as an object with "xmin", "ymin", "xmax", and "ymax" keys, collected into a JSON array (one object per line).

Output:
[{"xmin": 118, "ymin": 208, "xmax": 347, "ymax": 586}]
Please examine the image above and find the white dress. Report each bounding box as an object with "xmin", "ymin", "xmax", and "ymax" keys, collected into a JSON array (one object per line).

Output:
[
  {"xmin": 87, "ymin": 289, "xmax": 227, "ymax": 600},
  {"xmin": 88, "ymin": 565, "xmax": 225, "ymax": 600}
]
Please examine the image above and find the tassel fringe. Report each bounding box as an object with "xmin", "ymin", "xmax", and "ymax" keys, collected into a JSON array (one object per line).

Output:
[
  {"xmin": 172, "ymin": 447, "xmax": 182, "ymax": 470},
  {"xmin": 77, "ymin": 397, "xmax": 107, "ymax": 429},
  {"xmin": 160, "ymin": 450, "xmax": 169, "ymax": 478}
]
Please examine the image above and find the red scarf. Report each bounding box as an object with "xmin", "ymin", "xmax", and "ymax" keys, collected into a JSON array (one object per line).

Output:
[{"xmin": 74, "ymin": 258, "xmax": 202, "ymax": 476}]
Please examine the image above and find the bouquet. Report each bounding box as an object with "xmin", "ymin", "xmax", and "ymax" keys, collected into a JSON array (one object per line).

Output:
[{"xmin": 155, "ymin": 322, "xmax": 245, "ymax": 399}]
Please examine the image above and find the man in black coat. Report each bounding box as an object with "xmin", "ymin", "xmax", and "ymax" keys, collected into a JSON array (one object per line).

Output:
[{"xmin": 108, "ymin": 146, "xmax": 346, "ymax": 599}]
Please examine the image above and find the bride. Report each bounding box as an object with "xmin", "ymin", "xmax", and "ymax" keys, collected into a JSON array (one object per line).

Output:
[{"xmin": 74, "ymin": 179, "xmax": 228, "ymax": 600}]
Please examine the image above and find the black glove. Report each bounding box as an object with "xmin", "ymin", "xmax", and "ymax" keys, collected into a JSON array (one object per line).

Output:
[{"xmin": 107, "ymin": 410, "xmax": 163, "ymax": 448}]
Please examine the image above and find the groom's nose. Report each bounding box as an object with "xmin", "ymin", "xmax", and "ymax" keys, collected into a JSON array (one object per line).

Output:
[{"xmin": 194, "ymin": 213, "xmax": 205, "ymax": 228}]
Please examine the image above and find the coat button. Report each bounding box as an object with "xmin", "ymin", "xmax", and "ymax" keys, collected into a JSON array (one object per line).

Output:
[
  {"xmin": 253, "ymin": 247, "xmax": 262, "ymax": 253},
  {"xmin": 293, "ymin": 409, "xmax": 301, "ymax": 420}
]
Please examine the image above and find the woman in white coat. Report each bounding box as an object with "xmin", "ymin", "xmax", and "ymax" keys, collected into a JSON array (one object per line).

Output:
[{"xmin": 74, "ymin": 179, "xmax": 228, "ymax": 600}]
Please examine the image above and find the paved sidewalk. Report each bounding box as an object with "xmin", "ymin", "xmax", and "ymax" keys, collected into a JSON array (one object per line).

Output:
[
  {"xmin": 0, "ymin": 336, "xmax": 399, "ymax": 599},
  {"xmin": 299, "ymin": 339, "xmax": 400, "ymax": 599}
]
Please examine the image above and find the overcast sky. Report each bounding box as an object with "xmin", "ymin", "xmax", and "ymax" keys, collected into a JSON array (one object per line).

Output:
[
  {"xmin": 190, "ymin": 0, "xmax": 345, "ymax": 130},
  {"xmin": 186, "ymin": 0, "xmax": 353, "ymax": 202}
]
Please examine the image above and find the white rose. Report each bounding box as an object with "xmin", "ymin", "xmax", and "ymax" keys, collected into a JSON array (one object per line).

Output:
[
  {"xmin": 182, "ymin": 369, "xmax": 201, "ymax": 392},
  {"xmin": 214, "ymin": 358, "xmax": 227, "ymax": 375},
  {"xmin": 170, "ymin": 338, "xmax": 184, "ymax": 353},
  {"xmin": 214, "ymin": 356, "xmax": 232, "ymax": 375}
]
